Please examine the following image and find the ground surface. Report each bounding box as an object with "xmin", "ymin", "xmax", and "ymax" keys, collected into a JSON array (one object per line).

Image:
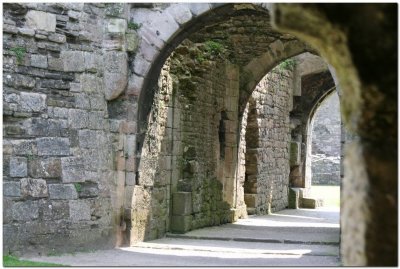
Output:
[
  {"xmin": 310, "ymin": 185, "xmax": 340, "ymax": 207},
  {"xmin": 21, "ymin": 207, "xmax": 340, "ymax": 267}
]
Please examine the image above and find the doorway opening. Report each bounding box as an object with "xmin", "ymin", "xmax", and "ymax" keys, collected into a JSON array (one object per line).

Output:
[{"xmin": 309, "ymin": 92, "xmax": 341, "ymax": 208}]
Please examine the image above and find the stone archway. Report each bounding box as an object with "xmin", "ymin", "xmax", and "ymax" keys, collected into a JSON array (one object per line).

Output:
[
  {"xmin": 132, "ymin": 3, "xmax": 312, "ymax": 242},
  {"xmin": 130, "ymin": 3, "xmax": 397, "ymax": 266},
  {"xmin": 272, "ymin": 4, "xmax": 397, "ymax": 265}
]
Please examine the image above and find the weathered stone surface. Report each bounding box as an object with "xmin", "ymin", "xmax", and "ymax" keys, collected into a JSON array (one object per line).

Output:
[
  {"xmin": 126, "ymin": 32, "xmax": 139, "ymax": 52},
  {"xmin": 84, "ymin": 52, "xmax": 103, "ymax": 72},
  {"xmin": 47, "ymin": 56, "xmax": 64, "ymax": 71},
  {"xmin": 290, "ymin": 142, "xmax": 301, "ymax": 167},
  {"xmin": 61, "ymin": 51, "xmax": 85, "ymax": 72},
  {"xmin": 80, "ymin": 73, "xmax": 102, "ymax": 94},
  {"xmin": 68, "ymin": 109, "xmax": 89, "ymax": 129},
  {"xmin": 20, "ymin": 178, "xmax": 48, "ymax": 198},
  {"xmin": 127, "ymin": 74, "xmax": 144, "ymax": 96},
  {"xmin": 78, "ymin": 183, "xmax": 99, "ymax": 198},
  {"xmin": 37, "ymin": 137, "xmax": 70, "ymax": 156},
  {"xmin": 166, "ymin": 4, "xmax": 193, "ymax": 25},
  {"xmin": 172, "ymin": 192, "xmax": 192, "ymax": 216},
  {"xmin": 171, "ymin": 215, "xmax": 192, "ymax": 233},
  {"xmin": 126, "ymin": 172, "xmax": 136, "ymax": 186},
  {"xmin": 10, "ymin": 157, "xmax": 27, "ymax": 177},
  {"xmin": 107, "ymin": 18, "xmax": 127, "ymax": 33},
  {"xmin": 48, "ymin": 33, "xmax": 66, "ymax": 43},
  {"xmin": 29, "ymin": 158, "xmax": 62, "ymax": 178},
  {"xmin": 4, "ymin": 74, "xmax": 36, "ymax": 89},
  {"xmin": 69, "ymin": 199, "xmax": 91, "ymax": 221},
  {"xmin": 188, "ymin": 3, "xmax": 211, "ymax": 16},
  {"xmin": 61, "ymin": 157, "xmax": 85, "ymax": 183},
  {"xmin": 103, "ymin": 51, "xmax": 128, "ymax": 100},
  {"xmin": 25, "ymin": 10, "xmax": 56, "ymax": 32},
  {"xmin": 41, "ymin": 200, "xmax": 69, "ymax": 220},
  {"xmin": 19, "ymin": 27, "xmax": 35, "ymax": 36},
  {"xmin": 105, "ymin": 3, "xmax": 126, "ymax": 17},
  {"xmin": 12, "ymin": 201, "xmax": 39, "ymax": 221},
  {"xmin": 133, "ymin": 55, "xmax": 151, "ymax": 77},
  {"xmin": 31, "ymin": 54, "xmax": 48, "ymax": 69},
  {"xmin": 48, "ymin": 184, "xmax": 78, "ymax": 200},
  {"xmin": 3, "ymin": 181, "xmax": 21, "ymax": 197},
  {"xmin": 20, "ymin": 92, "xmax": 46, "ymax": 113}
]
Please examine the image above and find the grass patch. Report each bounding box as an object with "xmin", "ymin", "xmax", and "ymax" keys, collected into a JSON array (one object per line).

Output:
[
  {"xmin": 3, "ymin": 255, "xmax": 66, "ymax": 267},
  {"xmin": 309, "ymin": 185, "xmax": 340, "ymax": 207}
]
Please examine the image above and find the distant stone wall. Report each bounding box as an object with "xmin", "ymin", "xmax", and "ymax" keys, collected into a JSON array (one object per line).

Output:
[{"xmin": 311, "ymin": 93, "xmax": 341, "ymax": 185}]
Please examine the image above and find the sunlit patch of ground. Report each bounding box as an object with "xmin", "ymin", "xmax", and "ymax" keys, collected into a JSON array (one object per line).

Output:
[{"xmin": 310, "ymin": 185, "xmax": 340, "ymax": 207}]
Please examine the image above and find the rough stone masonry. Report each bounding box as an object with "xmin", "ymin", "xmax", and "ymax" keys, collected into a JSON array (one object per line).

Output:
[{"xmin": 2, "ymin": 3, "xmax": 397, "ymax": 267}]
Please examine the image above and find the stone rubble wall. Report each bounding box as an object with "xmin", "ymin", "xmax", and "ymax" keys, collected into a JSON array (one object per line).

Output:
[
  {"xmin": 2, "ymin": 3, "xmax": 139, "ymax": 254},
  {"xmin": 311, "ymin": 93, "xmax": 341, "ymax": 185},
  {"xmin": 239, "ymin": 65, "xmax": 293, "ymax": 215}
]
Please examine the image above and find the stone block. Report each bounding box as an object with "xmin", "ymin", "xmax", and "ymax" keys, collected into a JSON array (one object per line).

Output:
[
  {"xmin": 37, "ymin": 137, "xmax": 70, "ymax": 156},
  {"xmin": 104, "ymin": 71, "xmax": 128, "ymax": 101},
  {"xmin": 4, "ymin": 74, "xmax": 36, "ymax": 89},
  {"xmin": 61, "ymin": 51, "xmax": 85, "ymax": 72},
  {"xmin": 133, "ymin": 55, "xmax": 151, "ymax": 77},
  {"xmin": 18, "ymin": 27, "xmax": 35, "ymax": 37},
  {"xmin": 61, "ymin": 157, "xmax": 85, "ymax": 183},
  {"xmin": 78, "ymin": 183, "xmax": 99, "ymax": 198},
  {"xmin": 48, "ymin": 56, "xmax": 64, "ymax": 71},
  {"xmin": 48, "ymin": 184, "xmax": 78, "ymax": 200},
  {"xmin": 69, "ymin": 200, "xmax": 91, "ymax": 222},
  {"xmin": 80, "ymin": 73, "xmax": 102, "ymax": 93},
  {"xmin": 105, "ymin": 3, "xmax": 127, "ymax": 17},
  {"xmin": 20, "ymin": 92, "xmax": 46, "ymax": 113},
  {"xmin": 290, "ymin": 142, "xmax": 301, "ymax": 167},
  {"xmin": 68, "ymin": 10, "xmax": 81, "ymax": 20},
  {"xmin": 84, "ymin": 52, "xmax": 103, "ymax": 72},
  {"xmin": 30, "ymin": 54, "xmax": 48, "ymax": 69},
  {"xmin": 48, "ymin": 33, "xmax": 66, "ymax": 43},
  {"xmin": 25, "ymin": 10, "xmax": 56, "ymax": 32},
  {"xmin": 244, "ymin": 193, "xmax": 256, "ymax": 207},
  {"xmin": 20, "ymin": 178, "xmax": 48, "ymax": 198},
  {"xmin": 124, "ymin": 185, "xmax": 135, "ymax": 208},
  {"xmin": 301, "ymin": 197, "xmax": 317, "ymax": 209},
  {"xmin": 126, "ymin": 32, "xmax": 139, "ymax": 52},
  {"xmin": 12, "ymin": 201, "xmax": 39, "ymax": 221},
  {"xmin": 189, "ymin": 3, "xmax": 211, "ymax": 16},
  {"xmin": 42, "ymin": 200, "xmax": 69, "ymax": 220},
  {"xmin": 10, "ymin": 157, "xmax": 27, "ymax": 177},
  {"xmin": 3, "ymin": 181, "xmax": 21, "ymax": 197},
  {"xmin": 288, "ymin": 188, "xmax": 300, "ymax": 209},
  {"xmin": 126, "ymin": 172, "xmax": 136, "ymax": 186},
  {"xmin": 172, "ymin": 192, "xmax": 192, "ymax": 216},
  {"xmin": 170, "ymin": 215, "xmax": 192, "ymax": 233},
  {"xmin": 107, "ymin": 18, "xmax": 127, "ymax": 33},
  {"xmin": 29, "ymin": 157, "xmax": 62, "ymax": 178},
  {"xmin": 127, "ymin": 74, "xmax": 144, "ymax": 96},
  {"xmin": 68, "ymin": 109, "xmax": 89, "ymax": 129},
  {"xmin": 166, "ymin": 4, "xmax": 193, "ymax": 25}
]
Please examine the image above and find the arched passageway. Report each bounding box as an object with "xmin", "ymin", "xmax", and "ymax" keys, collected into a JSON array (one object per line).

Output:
[
  {"xmin": 129, "ymin": 2, "xmax": 397, "ymax": 266},
  {"xmin": 308, "ymin": 92, "xmax": 341, "ymax": 207}
]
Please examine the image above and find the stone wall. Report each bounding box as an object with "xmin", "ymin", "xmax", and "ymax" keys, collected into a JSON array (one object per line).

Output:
[
  {"xmin": 239, "ymin": 63, "xmax": 293, "ymax": 215},
  {"xmin": 311, "ymin": 93, "xmax": 341, "ymax": 185},
  {"xmin": 3, "ymin": 3, "xmax": 139, "ymax": 254}
]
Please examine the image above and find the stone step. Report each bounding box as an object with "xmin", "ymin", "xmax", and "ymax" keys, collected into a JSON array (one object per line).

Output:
[{"xmin": 301, "ymin": 197, "xmax": 324, "ymax": 209}]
